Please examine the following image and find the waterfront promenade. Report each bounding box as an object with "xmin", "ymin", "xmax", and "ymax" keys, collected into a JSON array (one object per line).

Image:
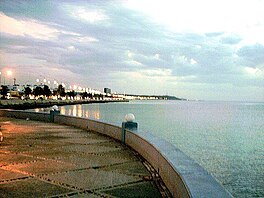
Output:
[
  {"xmin": 0, "ymin": 117, "xmax": 168, "ymax": 197},
  {"xmin": 0, "ymin": 99, "xmax": 129, "ymax": 110}
]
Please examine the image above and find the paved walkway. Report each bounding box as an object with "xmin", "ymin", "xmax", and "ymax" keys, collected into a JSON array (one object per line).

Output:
[{"xmin": 0, "ymin": 117, "xmax": 169, "ymax": 197}]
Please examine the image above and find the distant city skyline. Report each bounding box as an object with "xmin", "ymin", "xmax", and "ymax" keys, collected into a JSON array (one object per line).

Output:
[{"xmin": 0, "ymin": 0, "xmax": 264, "ymax": 101}]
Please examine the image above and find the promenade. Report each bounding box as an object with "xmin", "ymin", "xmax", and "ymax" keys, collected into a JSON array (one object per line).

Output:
[
  {"xmin": 0, "ymin": 117, "xmax": 168, "ymax": 197},
  {"xmin": 0, "ymin": 99, "xmax": 129, "ymax": 110}
]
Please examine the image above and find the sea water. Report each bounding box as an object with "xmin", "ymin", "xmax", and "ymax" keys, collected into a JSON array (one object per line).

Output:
[{"xmin": 53, "ymin": 100, "xmax": 263, "ymax": 197}]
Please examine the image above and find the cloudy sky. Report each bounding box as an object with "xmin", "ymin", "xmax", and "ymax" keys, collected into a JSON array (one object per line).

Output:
[{"xmin": 0, "ymin": 0, "xmax": 264, "ymax": 101}]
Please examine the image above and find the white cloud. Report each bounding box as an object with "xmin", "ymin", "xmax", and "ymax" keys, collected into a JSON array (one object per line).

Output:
[
  {"xmin": 70, "ymin": 7, "xmax": 108, "ymax": 23},
  {"xmin": 174, "ymin": 55, "xmax": 197, "ymax": 65},
  {"xmin": 176, "ymin": 55, "xmax": 188, "ymax": 63},
  {"xmin": 125, "ymin": 0, "xmax": 264, "ymax": 47},
  {"xmin": 124, "ymin": 60, "xmax": 144, "ymax": 67},
  {"xmin": 154, "ymin": 53, "xmax": 160, "ymax": 59},
  {"xmin": 190, "ymin": 58, "xmax": 197, "ymax": 65},
  {"xmin": 244, "ymin": 67, "xmax": 262, "ymax": 76},
  {"xmin": 0, "ymin": 50, "xmax": 47, "ymax": 66},
  {"xmin": 0, "ymin": 12, "xmax": 99, "ymax": 43},
  {"xmin": 67, "ymin": 46, "xmax": 76, "ymax": 51},
  {"xmin": 0, "ymin": 12, "xmax": 60, "ymax": 40},
  {"xmin": 127, "ymin": 51, "xmax": 133, "ymax": 58},
  {"xmin": 141, "ymin": 69, "xmax": 172, "ymax": 76},
  {"xmin": 75, "ymin": 36, "xmax": 99, "ymax": 43}
]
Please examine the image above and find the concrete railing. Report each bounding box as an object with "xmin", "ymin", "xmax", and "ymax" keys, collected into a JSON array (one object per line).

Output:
[{"xmin": 0, "ymin": 109, "xmax": 232, "ymax": 198}]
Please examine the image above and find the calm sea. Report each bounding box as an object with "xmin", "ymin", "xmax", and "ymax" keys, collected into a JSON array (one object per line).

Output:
[{"xmin": 49, "ymin": 100, "xmax": 263, "ymax": 197}]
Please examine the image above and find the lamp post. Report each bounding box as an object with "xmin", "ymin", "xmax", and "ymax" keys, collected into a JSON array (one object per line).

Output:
[
  {"xmin": 54, "ymin": 80, "xmax": 57, "ymax": 89},
  {"xmin": 121, "ymin": 114, "xmax": 138, "ymax": 144},
  {"xmin": 36, "ymin": 79, "xmax": 40, "ymax": 85},
  {"xmin": 0, "ymin": 72, "xmax": 1, "ymax": 86}
]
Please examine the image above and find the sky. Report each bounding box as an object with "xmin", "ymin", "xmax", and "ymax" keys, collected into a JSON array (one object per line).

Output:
[{"xmin": 0, "ymin": 0, "xmax": 264, "ymax": 101}]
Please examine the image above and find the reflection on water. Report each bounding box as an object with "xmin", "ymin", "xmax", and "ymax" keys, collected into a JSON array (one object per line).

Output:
[
  {"xmin": 60, "ymin": 104, "xmax": 100, "ymax": 119},
  {"xmin": 72, "ymin": 105, "xmax": 77, "ymax": 116},
  {"xmin": 77, "ymin": 105, "xmax": 82, "ymax": 117},
  {"xmin": 34, "ymin": 108, "xmax": 46, "ymax": 112},
  {"xmin": 60, "ymin": 106, "xmax": 65, "ymax": 115}
]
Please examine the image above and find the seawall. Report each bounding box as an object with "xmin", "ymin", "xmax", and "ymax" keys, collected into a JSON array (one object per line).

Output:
[{"xmin": 0, "ymin": 109, "xmax": 232, "ymax": 198}]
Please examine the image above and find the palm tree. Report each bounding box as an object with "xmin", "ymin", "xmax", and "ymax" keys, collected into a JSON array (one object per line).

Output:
[
  {"xmin": 67, "ymin": 90, "xmax": 76, "ymax": 100},
  {"xmin": 43, "ymin": 85, "xmax": 51, "ymax": 98},
  {"xmin": 0, "ymin": 85, "xmax": 8, "ymax": 99},
  {"xmin": 80, "ymin": 92, "xmax": 88, "ymax": 99},
  {"xmin": 57, "ymin": 84, "xmax": 66, "ymax": 98},
  {"xmin": 33, "ymin": 86, "xmax": 43, "ymax": 97},
  {"xmin": 24, "ymin": 87, "xmax": 32, "ymax": 97}
]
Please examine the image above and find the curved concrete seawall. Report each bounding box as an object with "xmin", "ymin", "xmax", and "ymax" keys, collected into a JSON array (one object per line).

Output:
[{"xmin": 0, "ymin": 109, "xmax": 232, "ymax": 198}]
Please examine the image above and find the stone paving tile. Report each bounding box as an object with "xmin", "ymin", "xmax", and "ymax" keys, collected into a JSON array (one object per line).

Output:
[
  {"xmin": 49, "ymin": 131, "xmax": 95, "ymax": 138},
  {"xmin": 100, "ymin": 181, "xmax": 162, "ymax": 198},
  {"xmin": 0, "ymin": 178, "xmax": 74, "ymax": 198},
  {"xmin": 3, "ymin": 159, "xmax": 76, "ymax": 176},
  {"xmin": 0, "ymin": 168, "xmax": 28, "ymax": 181},
  {"xmin": 101, "ymin": 161, "xmax": 152, "ymax": 177},
  {"xmin": 57, "ymin": 137, "xmax": 110, "ymax": 145},
  {"xmin": 37, "ymin": 125, "xmax": 75, "ymax": 129},
  {"xmin": 99, "ymin": 149, "xmax": 139, "ymax": 162},
  {"xmin": 0, "ymin": 144, "xmax": 43, "ymax": 153},
  {"xmin": 60, "ymin": 192, "xmax": 104, "ymax": 198},
  {"xmin": 55, "ymin": 143, "xmax": 122, "ymax": 154},
  {"xmin": 43, "ymin": 168, "xmax": 142, "ymax": 191},
  {"xmin": 55, "ymin": 153, "xmax": 132, "ymax": 169},
  {"xmin": 0, "ymin": 153, "xmax": 35, "ymax": 167},
  {"xmin": 21, "ymin": 147, "xmax": 77, "ymax": 159},
  {"xmin": 27, "ymin": 133, "xmax": 70, "ymax": 142},
  {"xmin": 0, "ymin": 117, "xmax": 168, "ymax": 197}
]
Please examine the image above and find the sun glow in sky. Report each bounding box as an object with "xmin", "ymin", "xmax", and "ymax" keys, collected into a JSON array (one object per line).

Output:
[
  {"xmin": 6, "ymin": 70, "xmax": 12, "ymax": 76},
  {"xmin": 0, "ymin": 0, "xmax": 263, "ymax": 101},
  {"xmin": 126, "ymin": 1, "xmax": 264, "ymax": 32}
]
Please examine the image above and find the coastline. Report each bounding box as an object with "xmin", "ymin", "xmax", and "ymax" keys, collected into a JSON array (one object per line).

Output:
[{"xmin": 0, "ymin": 99, "xmax": 129, "ymax": 110}]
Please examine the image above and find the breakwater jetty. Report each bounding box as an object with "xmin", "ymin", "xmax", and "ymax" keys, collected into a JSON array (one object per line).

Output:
[{"xmin": 0, "ymin": 99, "xmax": 129, "ymax": 110}]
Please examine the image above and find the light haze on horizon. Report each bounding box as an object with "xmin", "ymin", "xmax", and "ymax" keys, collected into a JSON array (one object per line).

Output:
[{"xmin": 0, "ymin": 0, "xmax": 264, "ymax": 101}]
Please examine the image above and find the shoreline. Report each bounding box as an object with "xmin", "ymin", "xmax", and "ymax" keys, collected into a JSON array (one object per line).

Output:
[{"xmin": 0, "ymin": 99, "xmax": 129, "ymax": 110}]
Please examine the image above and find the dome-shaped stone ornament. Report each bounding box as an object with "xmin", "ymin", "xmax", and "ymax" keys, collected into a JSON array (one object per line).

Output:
[
  {"xmin": 124, "ymin": 113, "xmax": 135, "ymax": 122},
  {"xmin": 51, "ymin": 105, "xmax": 59, "ymax": 111}
]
